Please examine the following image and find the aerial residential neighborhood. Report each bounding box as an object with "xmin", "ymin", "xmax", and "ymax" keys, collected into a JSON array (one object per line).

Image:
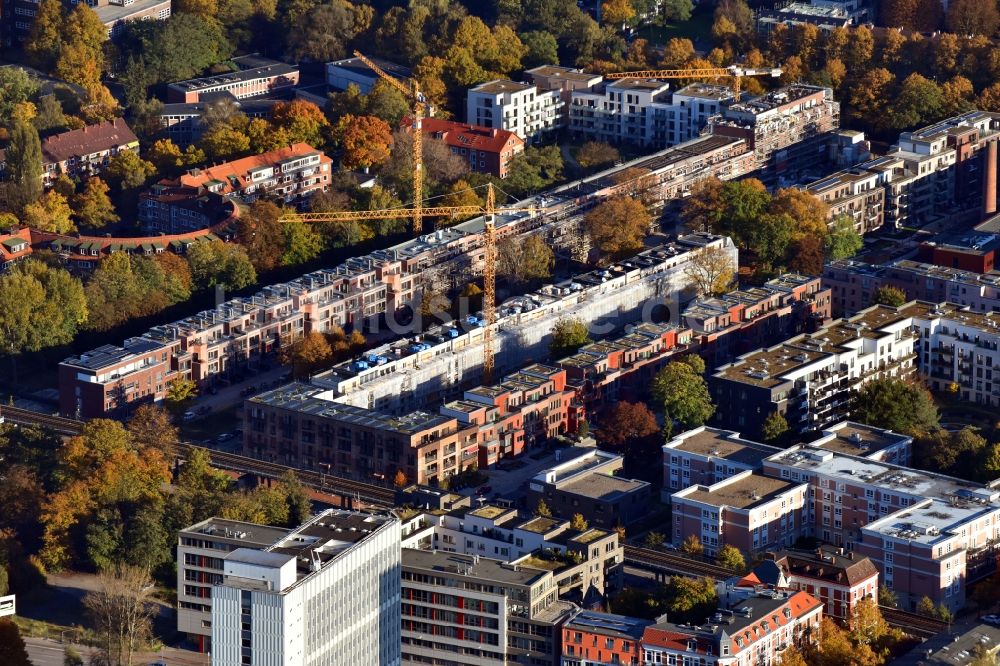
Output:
[{"xmin": 7, "ymin": 0, "xmax": 1000, "ymax": 665}]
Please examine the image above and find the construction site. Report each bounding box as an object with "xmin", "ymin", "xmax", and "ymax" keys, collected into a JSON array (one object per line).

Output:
[{"xmin": 311, "ymin": 233, "xmax": 736, "ymax": 415}]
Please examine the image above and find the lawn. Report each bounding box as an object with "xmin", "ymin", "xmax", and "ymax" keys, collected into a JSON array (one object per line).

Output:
[{"xmin": 636, "ymin": 5, "xmax": 715, "ymax": 48}]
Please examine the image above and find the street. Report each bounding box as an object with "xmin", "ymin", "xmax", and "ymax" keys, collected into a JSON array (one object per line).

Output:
[{"xmin": 25, "ymin": 637, "xmax": 210, "ymax": 666}]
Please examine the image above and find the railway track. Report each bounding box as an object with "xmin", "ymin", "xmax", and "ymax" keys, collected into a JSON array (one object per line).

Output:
[
  {"xmin": 879, "ymin": 606, "xmax": 949, "ymax": 638},
  {"xmin": 0, "ymin": 406, "xmax": 395, "ymax": 507},
  {"xmin": 624, "ymin": 544, "xmax": 735, "ymax": 579}
]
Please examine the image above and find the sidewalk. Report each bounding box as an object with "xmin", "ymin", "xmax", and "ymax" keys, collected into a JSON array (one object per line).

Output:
[{"xmin": 25, "ymin": 637, "xmax": 210, "ymax": 666}]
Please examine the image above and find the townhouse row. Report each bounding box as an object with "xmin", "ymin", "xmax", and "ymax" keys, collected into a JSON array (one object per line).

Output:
[
  {"xmin": 561, "ymin": 589, "xmax": 823, "ymax": 666},
  {"xmin": 242, "ymin": 318, "xmax": 689, "ymax": 486},
  {"xmin": 59, "ymin": 129, "xmax": 757, "ymax": 418}
]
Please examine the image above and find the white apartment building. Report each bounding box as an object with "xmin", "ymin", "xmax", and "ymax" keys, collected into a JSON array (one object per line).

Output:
[
  {"xmin": 210, "ymin": 510, "xmax": 401, "ymax": 666},
  {"xmin": 466, "ymin": 80, "xmax": 562, "ymax": 143},
  {"xmin": 177, "ymin": 518, "xmax": 291, "ymax": 653}
]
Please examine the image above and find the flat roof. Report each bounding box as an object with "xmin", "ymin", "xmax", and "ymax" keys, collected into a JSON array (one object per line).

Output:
[
  {"xmin": 668, "ymin": 428, "xmax": 780, "ymax": 466},
  {"xmin": 95, "ymin": 0, "xmax": 169, "ymax": 23},
  {"xmin": 472, "ymin": 79, "xmax": 534, "ymax": 94},
  {"xmin": 565, "ymin": 610, "xmax": 652, "ymax": 639},
  {"xmin": 680, "ymin": 473, "xmax": 802, "ymax": 509},
  {"xmin": 168, "ymin": 61, "xmax": 298, "ymax": 92},
  {"xmin": 181, "ymin": 518, "xmax": 290, "ymax": 547},
  {"xmin": 561, "ymin": 474, "xmax": 649, "ymax": 501},
  {"xmin": 226, "ymin": 548, "xmax": 295, "ymax": 568},
  {"xmin": 402, "ymin": 549, "xmax": 548, "ymax": 586},
  {"xmin": 63, "ymin": 339, "xmax": 167, "ymax": 371},
  {"xmin": 811, "ymin": 422, "xmax": 910, "ymax": 456}
]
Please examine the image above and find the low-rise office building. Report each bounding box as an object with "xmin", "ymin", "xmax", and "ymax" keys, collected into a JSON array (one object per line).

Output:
[
  {"xmin": 402, "ymin": 549, "xmax": 576, "ymax": 666},
  {"xmin": 158, "ymin": 94, "xmax": 278, "ymax": 146},
  {"xmin": 326, "ymin": 56, "xmax": 410, "ymax": 94},
  {"xmin": 763, "ymin": 443, "xmax": 1000, "ymax": 613},
  {"xmin": 167, "ymin": 57, "xmax": 299, "ymax": 103},
  {"xmin": 663, "ymin": 421, "xmax": 912, "ymax": 498},
  {"xmin": 176, "ymin": 518, "xmax": 290, "ymax": 652},
  {"xmin": 527, "ymin": 449, "xmax": 651, "ymax": 528},
  {"xmin": 401, "ymin": 503, "xmax": 624, "ymax": 604}
]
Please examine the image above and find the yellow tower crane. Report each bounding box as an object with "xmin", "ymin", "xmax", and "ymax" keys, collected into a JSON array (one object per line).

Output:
[
  {"xmin": 352, "ymin": 50, "xmax": 428, "ymax": 234},
  {"xmin": 286, "ymin": 184, "xmax": 522, "ymax": 384},
  {"xmin": 605, "ymin": 65, "xmax": 782, "ymax": 99}
]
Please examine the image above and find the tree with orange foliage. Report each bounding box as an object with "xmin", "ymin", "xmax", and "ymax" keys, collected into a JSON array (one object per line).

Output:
[
  {"xmin": 270, "ymin": 99, "xmax": 329, "ymax": 147},
  {"xmin": 597, "ymin": 401, "xmax": 659, "ymax": 459},
  {"xmin": 338, "ymin": 115, "xmax": 392, "ymax": 169},
  {"xmin": 602, "ymin": 0, "xmax": 636, "ymax": 25}
]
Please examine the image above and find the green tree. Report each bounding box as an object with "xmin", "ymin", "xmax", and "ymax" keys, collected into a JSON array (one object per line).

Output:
[
  {"xmin": 534, "ymin": 499, "xmax": 553, "ymax": 517},
  {"xmin": 176, "ymin": 448, "xmax": 232, "ymax": 522},
  {"xmin": 520, "ymin": 30, "xmax": 560, "ymax": 68},
  {"xmin": 824, "ymin": 215, "xmax": 863, "ymax": 260},
  {"xmin": 73, "ymin": 178, "xmax": 118, "ymax": 229},
  {"xmin": 889, "ymin": 73, "xmax": 944, "ymax": 130},
  {"xmin": 878, "ymin": 584, "xmax": 898, "ymax": 608},
  {"xmin": 761, "ymin": 411, "xmax": 789, "ymax": 442},
  {"xmin": 166, "ymin": 377, "xmax": 198, "ymax": 404},
  {"xmin": 664, "ymin": 575, "xmax": 717, "ymax": 623},
  {"xmin": 187, "ymin": 240, "xmax": 257, "ymax": 290},
  {"xmin": 644, "ymin": 531, "xmax": 665, "ymax": 548},
  {"xmin": 4, "ymin": 119, "xmax": 44, "ymax": 213},
  {"xmin": 0, "ymin": 69, "xmax": 39, "ymax": 127},
  {"xmin": 34, "ymin": 94, "xmax": 66, "ymax": 133},
  {"xmin": 852, "ymin": 378, "xmax": 939, "ymax": 436},
  {"xmin": 651, "ymin": 361, "xmax": 715, "ymax": 435},
  {"xmin": 550, "ymin": 318, "xmax": 592, "ymax": 358},
  {"xmin": 716, "ymin": 544, "xmax": 746, "ymax": 572},
  {"xmin": 105, "ymin": 151, "xmax": 155, "ymax": 191},
  {"xmin": 282, "ymin": 219, "xmax": 325, "ymax": 266},
  {"xmin": 915, "ymin": 596, "xmax": 936, "ymax": 616},
  {"xmin": 748, "ymin": 213, "xmax": 795, "ymax": 268},
  {"xmin": 364, "ymin": 80, "xmax": 411, "ymax": 127},
  {"xmin": 119, "ymin": 14, "xmax": 233, "ymax": 85},
  {"xmin": 0, "ymin": 260, "xmax": 87, "ymax": 381},
  {"xmin": 25, "ymin": 0, "xmax": 63, "ymax": 71},
  {"xmin": 278, "ymin": 470, "xmax": 312, "ymax": 527},
  {"xmin": 871, "ymin": 285, "xmax": 908, "ymax": 307},
  {"xmin": 661, "ymin": 0, "xmax": 694, "ymax": 22},
  {"xmin": 505, "ymin": 145, "xmax": 564, "ymax": 197}
]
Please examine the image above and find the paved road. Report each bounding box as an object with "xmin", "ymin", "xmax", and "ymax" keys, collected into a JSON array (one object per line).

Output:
[{"xmin": 25, "ymin": 637, "xmax": 209, "ymax": 666}]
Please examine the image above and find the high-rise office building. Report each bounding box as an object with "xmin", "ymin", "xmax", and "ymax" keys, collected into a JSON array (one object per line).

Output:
[{"xmin": 210, "ymin": 510, "xmax": 401, "ymax": 666}]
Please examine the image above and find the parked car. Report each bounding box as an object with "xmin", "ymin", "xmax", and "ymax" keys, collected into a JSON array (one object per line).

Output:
[
  {"xmin": 475, "ymin": 485, "xmax": 492, "ymax": 496},
  {"xmin": 217, "ymin": 432, "xmax": 235, "ymax": 443},
  {"xmin": 182, "ymin": 411, "xmax": 197, "ymax": 422},
  {"xmin": 982, "ymin": 614, "xmax": 1000, "ymax": 626}
]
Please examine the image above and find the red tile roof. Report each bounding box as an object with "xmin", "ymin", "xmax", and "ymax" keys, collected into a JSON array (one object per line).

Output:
[
  {"xmin": 177, "ymin": 143, "xmax": 331, "ymax": 196},
  {"xmin": 0, "ymin": 227, "xmax": 33, "ymax": 263},
  {"xmin": 415, "ymin": 118, "xmax": 523, "ymax": 156},
  {"xmin": 41, "ymin": 119, "xmax": 139, "ymax": 164}
]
